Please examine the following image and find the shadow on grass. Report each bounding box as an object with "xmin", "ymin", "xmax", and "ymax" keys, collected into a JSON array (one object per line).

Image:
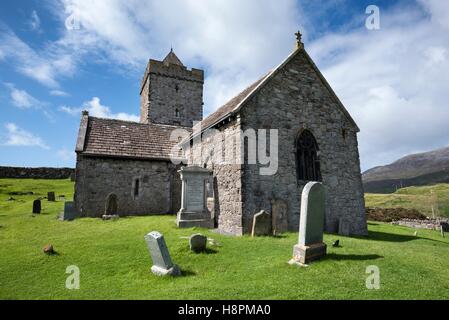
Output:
[
  {"xmin": 192, "ymin": 248, "xmax": 219, "ymax": 254},
  {"xmin": 354, "ymin": 230, "xmax": 448, "ymax": 245},
  {"xmin": 181, "ymin": 269, "xmax": 196, "ymax": 277},
  {"xmin": 325, "ymin": 253, "xmax": 383, "ymax": 261}
]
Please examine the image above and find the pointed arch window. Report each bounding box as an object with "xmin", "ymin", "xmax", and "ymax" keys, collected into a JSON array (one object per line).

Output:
[
  {"xmin": 175, "ymin": 108, "xmax": 180, "ymax": 118},
  {"xmin": 296, "ymin": 130, "xmax": 322, "ymax": 182}
]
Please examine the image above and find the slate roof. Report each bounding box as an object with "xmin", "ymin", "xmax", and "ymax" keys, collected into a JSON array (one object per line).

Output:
[{"xmin": 77, "ymin": 116, "xmax": 190, "ymax": 161}]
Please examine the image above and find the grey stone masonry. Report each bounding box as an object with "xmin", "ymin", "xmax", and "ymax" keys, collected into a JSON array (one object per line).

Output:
[{"xmin": 140, "ymin": 51, "xmax": 204, "ymax": 127}]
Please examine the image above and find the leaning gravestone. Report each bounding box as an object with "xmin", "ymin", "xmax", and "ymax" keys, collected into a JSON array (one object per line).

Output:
[
  {"xmin": 177, "ymin": 166, "xmax": 214, "ymax": 228},
  {"xmin": 32, "ymin": 199, "xmax": 41, "ymax": 214},
  {"xmin": 189, "ymin": 233, "xmax": 207, "ymax": 253},
  {"xmin": 105, "ymin": 193, "xmax": 118, "ymax": 216},
  {"xmin": 144, "ymin": 231, "xmax": 180, "ymax": 276},
  {"xmin": 271, "ymin": 199, "xmax": 288, "ymax": 235},
  {"xmin": 60, "ymin": 201, "xmax": 79, "ymax": 221},
  {"xmin": 251, "ymin": 210, "xmax": 272, "ymax": 237},
  {"xmin": 47, "ymin": 192, "xmax": 56, "ymax": 202},
  {"xmin": 289, "ymin": 182, "xmax": 327, "ymax": 265}
]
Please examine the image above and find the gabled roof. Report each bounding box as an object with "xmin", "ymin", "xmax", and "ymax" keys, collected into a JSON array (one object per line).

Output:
[
  {"xmin": 162, "ymin": 49, "xmax": 184, "ymax": 67},
  {"xmin": 193, "ymin": 46, "xmax": 359, "ymax": 136},
  {"xmin": 76, "ymin": 115, "xmax": 190, "ymax": 161}
]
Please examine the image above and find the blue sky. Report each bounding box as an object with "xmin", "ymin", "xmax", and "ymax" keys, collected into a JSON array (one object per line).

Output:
[{"xmin": 0, "ymin": 0, "xmax": 448, "ymax": 171}]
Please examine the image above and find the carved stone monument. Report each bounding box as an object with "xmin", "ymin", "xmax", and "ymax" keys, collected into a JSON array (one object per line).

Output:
[
  {"xmin": 251, "ymin": 210, "xmax": 272, "ymax": 236},
  {"xmin": 144, "ymin": 231, "xmax": 181, "ymax": 276},
  {"xmin": 289, "ymin": 182, "xmax": 327, "ymax": 265},
  {"xmin": 60, "ymin": 201, "xmax": 79, "ymax": 221},
  {"xmin": 177, "ymin": 166, "xmax": 214, "ymax": 228},
  {"xmin": 32, "ymin": 199, "xmax": 41, "ymax": 214},
  {"xmin": 47, "ymin": 192, "xmax": 56, "ymax": 202}
]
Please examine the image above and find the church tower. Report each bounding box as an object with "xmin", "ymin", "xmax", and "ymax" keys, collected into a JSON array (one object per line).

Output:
[{"xmin": 140, "ymin": 49, "xmax": 204, "ymax": 127}]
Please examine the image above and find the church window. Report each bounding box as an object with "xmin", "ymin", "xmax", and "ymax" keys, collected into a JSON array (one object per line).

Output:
[
  {"xmin": 296, "ymin": 130, "xmax": 322, "ymax": 182},
  {"xmin": 175, "ymin": 84, "xmax": 179, "ymax": 92},
  {"xmin": 175, "ymin": 108, "xmax": 180, "ymax": 118},
  {"xmin": 134, "ymin": 178, "xmax": 140, "ymax": 198}
]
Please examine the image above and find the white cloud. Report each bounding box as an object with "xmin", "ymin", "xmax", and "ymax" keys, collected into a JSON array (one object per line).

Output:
[
  {"xmin": 307, "ymin": 1, "xmax": 449, "ymax": 170},
  {"xmin": 2, "ymin": 123, "xmax": 50, "ymax": 149},
  {"xmin": 60, "ymin": 97, "xmax": 139, "ymax": 122},
  {"xmin": 6, "ymin": 85, "xmax": 43, "ymax": 109},
  {"xmin": 50, "ymin": 89, "xmax": 70, "ymax": 97},
  {"xmin": 30, "ymin": 10, "xmax": 41, "ymax": 31},
  {"xmin": 57, "ymin": 147, "xmax": 75, "ymax": 161}
]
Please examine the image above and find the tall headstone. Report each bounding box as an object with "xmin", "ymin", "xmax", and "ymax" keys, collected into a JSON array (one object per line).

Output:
[
  {"xmin": 60, "ymin": 201, "xmax": 79, "ymax": 221},
  {"xmin": 144, "ymin": 231, "xmax": 181, "ymax": 276},
  {"xmin": 289, "ymin": 182, "xmax": 327, "ymax": 265},
  {"xmin": 47, "ymin": 192, "xmax": 56, "ymax": 202},
  {"xmin": 32, "ymin": 199, "xmax": 41, "ymax": 214},
  {"xmin": 271, "ymin": 199, "xmax": 288, "ymax": 235},
  {"xmin": 251, "ymin": 210, "xmax": 272, "ymax": 236},
  {"xmin": 177, "ymin": 166, "xmax": 214, "ymax": 228},
  {"xmin": 105, "ymin": 193, "xmax": 118, "ymax": 216}
]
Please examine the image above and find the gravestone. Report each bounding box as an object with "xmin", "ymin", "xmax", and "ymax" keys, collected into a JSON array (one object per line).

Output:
[
  {"xmin": 251, "ymin": 210, "xmax": 272, "ymax": 237},
  {"xmin": 144, "ymin": 231, "xmax": 180, "ymax": 276},
  {"xmin": 189, "ymin": 233, "xmax": 207, "ymax": 253},
  {"xmin": 32, "ymin": 199, "xmax": 41, "ymax": 214},
  {"xmin": 338, "ymin": 217, "xmax": 350, "ymax": 236},
  {"xmin": 60, "ymin": 201, "xmax": 79, "ymax": 221},
  {"xmin": 177, "ymin": 166, "xmax": 214, "ymax": 228},
  {"xmin": 47, "ymin": 192, "xmax": 56, "ymax": 202},
  {"xmin": 271, "ymin": 199, "xmax": 288, "ymax": 235},
  {"xmin": 105, "ymin": 193, "xmax": 118, "ymax": 216},
  {"xmin": 289, "ymin": 182, "xmax": 327, "ymax": 265}
]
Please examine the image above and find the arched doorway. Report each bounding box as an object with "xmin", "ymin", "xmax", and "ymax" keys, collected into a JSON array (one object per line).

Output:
[{"xmin": 296, "ymin": 130, "xmax": 322, "ymax": 182}]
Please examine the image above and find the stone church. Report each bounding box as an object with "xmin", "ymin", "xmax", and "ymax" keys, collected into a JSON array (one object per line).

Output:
[{"xmin": 74, "ymin": 33, "xmax": 368, "ymax": 236}]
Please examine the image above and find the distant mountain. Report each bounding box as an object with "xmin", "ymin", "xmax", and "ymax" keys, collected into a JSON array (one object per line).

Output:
[{"xmin": 362, "ymin": 147, "xmax": 449, "ymax": 193}]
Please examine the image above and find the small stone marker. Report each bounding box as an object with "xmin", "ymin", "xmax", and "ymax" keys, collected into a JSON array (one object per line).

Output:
[
  {"xmin": 32, "ymin": 199, "xmax": 41, "ymax": 214},
  {"xmin": 289, "ymin": 182, "xmax": 327, "ymax": 265},
  {"xmin": 102, "ymin": 214, "xmax": 119, "ymax": 221},
  {"xmin": 251, "ymin": 210, "xmax": 272, "ymax": 237},
  {"xmin": 60, "ymin": 201, "xmax": 79, "ymax": 221},
  {"xmin": 43, "ymin": 244, "xmax": 54, "ymax": 255},
  {"xmin": 47, "ymin": 192, "xmax": 56, "ymax": 202},
  {"xmin": 105, "ymin": 193, "xmax": 118, "ymax": 216},
  {"xmin": 189, "ymin": 234, "xmax": 207, "ymax": 253},
  {"xmin": 271, "ymin": 199, "xmax": 288, "ymax": 235},
  {"xmin": 338, "ymin": 217, "xmax": 350, "ymax": 236},
  {"xmin": 144, "ymin": 231, "xmax": 180, "ymax": 276},
  {"xmin": 177, "ymin": 166, "xmax": 214, "ymax": 228}
]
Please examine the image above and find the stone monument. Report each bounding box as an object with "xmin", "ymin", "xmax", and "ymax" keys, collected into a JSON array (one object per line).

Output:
[
  {"xmin": 251, "ymin": 210, "xmax": 272, "ymax": 236},
  {"xmin": 189, "ymin": 233, "xmax": 208, "ymax": 253},
  {"xmin": 271, "ymin": 199, "xmax": 288, "ymax": 235},
  {"xmin": 60, "ymin": 201, "xmax": 79, "ymax": 221},
  {"xmin": 177, "ymin": 166, "xmax": 214, "ymax": 228},
  {"xmin": 144, "ymin": 231, "xmax": 181, "ymax": 276},
  {"xmin": 289, "ymin": 182, "xmax": 327, "ymax": 265},
  {"xmin": 47, "ymin": 192, "xmax": 56, "ymax": 202},
  {"xmin": 32, "ymin": 199, "xmax": 41, "ymax": 214}
]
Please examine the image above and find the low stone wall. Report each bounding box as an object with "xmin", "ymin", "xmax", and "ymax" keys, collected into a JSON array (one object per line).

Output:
[
  {"xmin": 391, "ymin": 218, "xmax": 449, "ymax": 231},
  {"xmin": 0, "ymin": 166, "xmax": 74, "ymax": 179}
]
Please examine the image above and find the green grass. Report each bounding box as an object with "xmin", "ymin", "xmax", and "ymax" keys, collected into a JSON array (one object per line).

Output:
[
  {"xmin": 365, "ymin": 183, "xmax": 449, "ymax": 218},
  {"xmin": 1, "ymin": 178, "xmax": 449, "ymax": 299}
]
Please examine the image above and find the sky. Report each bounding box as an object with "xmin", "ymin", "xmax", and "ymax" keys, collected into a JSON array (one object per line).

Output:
[{"xmin": 0, "ymin": 0, "xmax": 448, "ymax": 172}]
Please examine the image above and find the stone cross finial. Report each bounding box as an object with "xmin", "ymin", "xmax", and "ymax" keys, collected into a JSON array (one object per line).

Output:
[{"xmin": 295, "ymin": 30, "xmax": 304, "ymax": 50}]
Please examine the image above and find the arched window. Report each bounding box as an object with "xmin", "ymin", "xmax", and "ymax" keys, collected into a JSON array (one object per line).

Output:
[
  {"xmin": 296, "ymin": 130, "xmax": 321, "ymax": 182},
  {"xmin": 175, "ymin": 108, "xmax": 180, "ymax": 118}
]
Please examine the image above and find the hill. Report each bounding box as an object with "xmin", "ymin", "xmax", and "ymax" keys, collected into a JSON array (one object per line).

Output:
[{"xmin": 363, "ymin": 147, "xmax": 449, "ymax": 193}]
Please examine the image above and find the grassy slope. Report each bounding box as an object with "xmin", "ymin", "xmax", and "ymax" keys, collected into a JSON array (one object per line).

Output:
[
  {"xmin": 1, "ymin": 179, "xmax": 449, "ymax": 300},
  {"xmin": 365, "ymin": 183, "xmax": 449, "ymax": 218}
]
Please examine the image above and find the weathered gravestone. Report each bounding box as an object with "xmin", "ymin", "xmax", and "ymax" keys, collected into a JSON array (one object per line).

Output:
[
  {"xmin": 338, "ymin": 217, "xmax": 350, "ymax": 236},
  {"xmin": 32, "ymin": 199, "xmax": 41, "ymax": 214},
  {"xmin": 144, "ymin": 231, "xmax": 180, "ymax": 276},
  {"xmin": 251, "ymin": 210, "xmax": 272, "ymax": 237},
  {"xmin": 189, "ymin": 233, "xmax": 207, "ymax": 253},
  {"xmin": 105, "ymin": 193, "xmax": 118, "ymax": 216},
  {"xmin": 289, "ymin": 182, "xmax": 327, "ymax": 265},
  {"xmin": 60, "ymin": 201, "xmax": 79, "ymax": 221},
  {"xmin": 271, "ymin": 199, "xmax": 288, "ymax": 235},
  {"xmin": 177, "ymin": 166, "xmax": 214, "ymax": 228},
  {"xmin": 47, "ymin": 192, "xmax": 56, "ymax": 202}
]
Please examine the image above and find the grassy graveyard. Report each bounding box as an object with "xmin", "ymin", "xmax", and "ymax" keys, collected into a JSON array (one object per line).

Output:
[{"xmin": 1, "ymin": 178, "xmax": 449, "ymax": 300}]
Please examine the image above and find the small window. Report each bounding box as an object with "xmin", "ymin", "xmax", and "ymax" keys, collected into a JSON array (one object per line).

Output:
[
  {"xmin": 342, "ymin": 128, "xmax": 347, "ymax": 140},
  {"xmin": 296, "ymin": 130, "xmax": 322, "ymax": 182},
  {"xmin": 175, "ymin": 108, "xmax": 180, "ymax": 118},
  {"xmin": 134, "ymin": 178, "xmax": 140, "ymax": 197},
  {"xmin": 175, "ymin": 84, "xmax": 179, "ymax": 92}
]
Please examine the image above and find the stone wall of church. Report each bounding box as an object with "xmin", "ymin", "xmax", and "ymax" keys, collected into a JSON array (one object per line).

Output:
[
  {"xmin": 187, "ymin": 120, "xmax": 244, "ymax": 235},
  {"xmin": 140, "ymin": 60, "xmax": 204, "ymax": 127},
  {"xmin": 74, "ymin": 155, "xmax": 182, "ymax": 217},
  {"xmin": 239, "ymin": 50, "xmax": 367, "ymax": 235}
]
